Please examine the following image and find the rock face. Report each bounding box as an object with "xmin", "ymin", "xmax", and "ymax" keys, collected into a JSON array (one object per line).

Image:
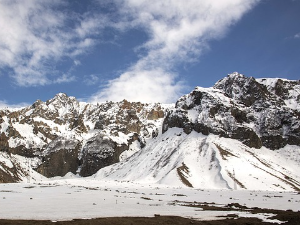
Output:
[
  {"xmin": 36, "ymin": 138, "xmax": 81, "ymax": 177},
  {"xmin": 163, "ymin": 72, "xmax": 300, "ymax": 150},
  {"xmin": 80, "ymin": 135, "xmax": 116, "ymax": 177}
]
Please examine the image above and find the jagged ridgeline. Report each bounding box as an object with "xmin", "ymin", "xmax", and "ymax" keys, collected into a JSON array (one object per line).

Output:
[
  {"xmin": 0, "ymin": 73, "xmax": 300, "ymax": 190},
  {"xmin": 0, "ymin": 94, "xmax": 167, "ymax": 182}
]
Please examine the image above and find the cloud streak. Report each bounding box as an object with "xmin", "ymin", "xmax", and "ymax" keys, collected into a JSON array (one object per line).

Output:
[
  {"xmin": 0, "ymin": 100, "xmax": 29, "ymax": 109},
  {"xmin": 0, "ymin": 0, "xmax": 105, "ymax": 87},
  {"xmin": 91, "ymin": 0, "xmax": 259, "ymax": 103},
  {"xmin": 294, "ymin": 33, "xmax": 300, "ymax": 39}
]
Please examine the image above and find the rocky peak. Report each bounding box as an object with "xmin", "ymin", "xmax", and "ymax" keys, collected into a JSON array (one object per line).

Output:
[
  {"xmin": 214, "ymin": 72, "xmax": 269, "ymax": 107},
  {"xmin": 163, "ymin": 73, "xmax": 300, "ymax": 150},
  {"xmin": 46, "ymin": 93, "xmax": 79, "ymax": 110},
  {"xmin": 32, "ymin": 99, "xmax": 43, "ymax": 109}
]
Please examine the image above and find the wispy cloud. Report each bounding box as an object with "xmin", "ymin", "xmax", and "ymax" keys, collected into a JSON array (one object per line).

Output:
[
  {"xmin": 74, "ymin": 60, "xmax": 81, "ymax": 66},
  {"xmin": 0, "ymin": 0, "xmax": 105, "ymax": 87},
  {"xmin": 53, "ymin": 74, "xmax": 76, "ymax": 84},
  {"xmin": 91, "ymin": 0, "xmax": 259, "ymax": 103},
  {"xmin": 294, "ymin": 32, "xmax": 300, "ymax": 39},
  {"xmin": 0, "ymin": 100, "xmax": 29, "ymax": 109},
  {"xmin": 0, "ymin": 0, "xmax": 260, "ymax": 104},
  {"xmin": 84, "ymin": 74, "xmax": 100, "ymax": 86}
]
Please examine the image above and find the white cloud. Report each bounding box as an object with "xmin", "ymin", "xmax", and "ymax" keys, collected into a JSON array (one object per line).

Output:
[
  {"xmin": 0, "ymin": 0, "xmax": 260, "ymax": 103},
  {"xmin": 84, "ymin": 74, "xmax": 100, "ymax": 86},
  {"xmin": 53, "ymin": 74, "xmax": 76, "ymax": 84},
  {"xmin": 294, "ymin": 33, "xmax": 300, "ymax": 39},
  {"xmin": 90, "ymin": 69, "xmax": 185, "ymax": 103},
  {"xmin": 74, "ymin": 60, "xmax": 81, "ymax": 66},
  {"xmin": 91, "ymin": 0, "xmax": 259, "ymax": 103},
  {"xmin": 0, "ymin": 100, "xmax": 29, "ymax": 109},
  {"xmin": 0, "ymin": 0, "xmax": 105, "ymax": 87}
]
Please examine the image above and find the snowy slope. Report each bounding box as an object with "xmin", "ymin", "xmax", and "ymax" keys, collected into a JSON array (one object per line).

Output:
[
  {"xmin": 0, "ymin": 151, "xmax": 45, "ymax": 183},
  {"xmin": 95, "ymin": 128, "xmax": 300, "ymax": 191}
]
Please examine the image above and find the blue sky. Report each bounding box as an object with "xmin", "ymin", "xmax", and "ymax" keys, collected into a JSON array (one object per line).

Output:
[{"xmin": 0, "ymin": 0, "xmax": 299, "ymax": 107}]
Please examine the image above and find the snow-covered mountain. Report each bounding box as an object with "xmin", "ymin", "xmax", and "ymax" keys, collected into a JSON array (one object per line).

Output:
[
  {"xmin": 0, "ymin": 95, "xmax": 169, "ymax": 181},
  {"xmin": 0, "ymin": 72, "xmax": 300, "ymax": 191}
]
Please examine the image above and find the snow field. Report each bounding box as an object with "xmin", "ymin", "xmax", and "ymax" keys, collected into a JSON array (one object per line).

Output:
[{"xmin": 0, "ymin": 179, "xmax": 299, "ymax": 221}]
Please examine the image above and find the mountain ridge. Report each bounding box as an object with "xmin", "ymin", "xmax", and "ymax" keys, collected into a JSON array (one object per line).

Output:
[{"xmin": 0, "ymin": 72, "xmax": 299, "ymax": 190}]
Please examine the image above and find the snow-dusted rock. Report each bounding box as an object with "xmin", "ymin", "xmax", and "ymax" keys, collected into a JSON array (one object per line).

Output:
[{"xmin": 163, "ymin": 73, "xmax": 300, "ymax": 149}]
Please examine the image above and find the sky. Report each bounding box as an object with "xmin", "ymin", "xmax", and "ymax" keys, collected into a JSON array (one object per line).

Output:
[{"xmin": 0, "ymin": 0, "xmax": 300, "ymax": 107}]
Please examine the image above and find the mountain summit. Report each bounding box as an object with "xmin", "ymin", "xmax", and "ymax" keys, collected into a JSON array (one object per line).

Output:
[{"xmin": 0, "ymin": 73, "xmax": 299, "ymax": 190}]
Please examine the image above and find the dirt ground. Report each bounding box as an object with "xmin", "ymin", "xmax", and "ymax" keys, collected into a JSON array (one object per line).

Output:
[
  {"xmin": 0, "ymin": 216, "xmax": 276, "ymax": 225},
  {"xmin": 0, "ymin": 210, "xmax": 299, "ymax": 225}
]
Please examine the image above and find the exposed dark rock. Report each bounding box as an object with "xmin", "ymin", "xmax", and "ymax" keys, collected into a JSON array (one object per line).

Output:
[
  {"xmin": 94, "ymin": 115, "xmax": 108, "ymax": 130},
  {"xmin": 231, "ymin": 127, "xmax": 262, "ymax": 149},
  {"xmin": 8, "ymin": 145, "xmax": 37, "ymax": 158},
  {"xmin": 36, "ymin": 138, "xmax": 81, "ymax": 177},
  {"xmin": 80, "ymin": 135, "xmax": 117, "ymax": 177},
  {"xmin": 0, "ymin": 162, "xmax": 22, "ymax": 183},
  {"xmin": 0, "ymin": 132, "xmax": 9, "ymax": 152},
  {"xmin": 79, "ymin": 133, "xmax": 143, "ymax": 177},
  {"xmin": 162, "ymin": 111, "xmax": 190, "ymax": 134},
  {"xmin": 0, "ymin": 152, "xmax": 29, "ymax": 183},
  {"xmin": 69, "ymin": 115, "xmax": 87, "ymax": 133},
  {"xmin": 261, "ymin": 135, "xmax": 287, "ymax": 150},
  {"xmin": 231, "ymin": 108, "xmax": 248, "ymax": 123}
]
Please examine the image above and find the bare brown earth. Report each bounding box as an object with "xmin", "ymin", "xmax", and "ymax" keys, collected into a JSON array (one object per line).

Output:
[
  {"xmin": 0, "ymin": 217, "xmax": 278, "ymax": 225},
  {"xmin": 0, "ymin": 207, "xmax": 299, "ymax": 225}
]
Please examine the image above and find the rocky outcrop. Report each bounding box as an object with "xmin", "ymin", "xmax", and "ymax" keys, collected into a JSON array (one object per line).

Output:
[
  {"xmin": 36, "ymin": 138, "xmax": 81, "ymax": 177},
  {"xmin": 80, "ymin": 135, "xmax": 117, "ymax": 177},
  {"xmin": 163, "ymin": 73, "xmax": 300, "ymax": 150},
  {"xmin": 0, "ymin": 132, "xmax": 9, "ymax": 152},
  {"xmin": 0, "ymin": 161, "xmax": 22, "ymax": 183},
  {"xmin": 147, "ymin": 108, "xmax": 164, "ymax": 120},
  {"xmin": 80, "ymin": 133, "xmax": 141, "ymax": 177}
]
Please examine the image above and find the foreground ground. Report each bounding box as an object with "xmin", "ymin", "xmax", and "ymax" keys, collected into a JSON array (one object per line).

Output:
[
  {"xmin": 1, "ymin": 211, "xmax": 300, "ymax": 225},
  {"xmin": 0, "ymin": 179, "xmax": 299, "ymax": 224}
]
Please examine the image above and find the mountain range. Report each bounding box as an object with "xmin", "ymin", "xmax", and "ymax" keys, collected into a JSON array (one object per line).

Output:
[{"xmin": 0, "ymin": 72, "xmax": 299, "ymax": 191}]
